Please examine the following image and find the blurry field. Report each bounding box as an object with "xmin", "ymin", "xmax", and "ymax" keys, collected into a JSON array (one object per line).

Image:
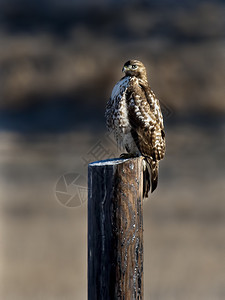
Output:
[
  {"xmin": 0, "ymin": 2, "xmax": 225, "ymax": 114},
  {"xmin": 0, "ymin": 0, "xmax": 225, "ymax": 299},
  {"xmin": 0, "ymin": 119, "xmax": 225, "ymax": 300}
]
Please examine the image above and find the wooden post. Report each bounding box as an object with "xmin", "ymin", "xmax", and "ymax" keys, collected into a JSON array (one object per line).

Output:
[{"xmin": 88, "ymin": 157, "xmax": 144, "ymax": 300}]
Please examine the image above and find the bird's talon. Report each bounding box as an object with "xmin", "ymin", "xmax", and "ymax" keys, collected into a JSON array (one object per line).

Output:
[{"xmin": 120, "ymin": 153, "xmax": 137, "ymax": 159}]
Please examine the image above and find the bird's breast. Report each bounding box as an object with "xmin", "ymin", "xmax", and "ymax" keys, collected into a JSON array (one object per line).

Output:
[{"xmin": 111, "ymin": 77, "xmax": 131, "ymax": 133}]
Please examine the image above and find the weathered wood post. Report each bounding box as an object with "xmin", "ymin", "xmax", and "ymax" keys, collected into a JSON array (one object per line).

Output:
[{"xmin": 88, "ymin": 157, "xmax": 144, "ymax": 300}]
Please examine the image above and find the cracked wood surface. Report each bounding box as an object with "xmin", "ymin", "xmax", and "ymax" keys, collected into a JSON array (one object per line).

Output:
[{"xmin": 88, "ymin": 157, "xmax": 144, "ymax": 300}]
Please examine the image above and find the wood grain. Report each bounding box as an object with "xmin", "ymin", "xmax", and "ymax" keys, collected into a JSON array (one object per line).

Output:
[{"xmin": 88, "ymin": 157, "xmax": 144, "ymax": 300}]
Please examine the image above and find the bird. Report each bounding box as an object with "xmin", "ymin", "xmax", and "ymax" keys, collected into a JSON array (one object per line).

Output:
[{"xmin": 105, "ymin": 59, "xmax": 165, "ymax": 197}]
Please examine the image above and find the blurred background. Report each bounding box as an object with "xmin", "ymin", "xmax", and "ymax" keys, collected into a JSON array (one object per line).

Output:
[{"xmin": 0, "ymin": 0, "xmax": 225, "ymax": 299}]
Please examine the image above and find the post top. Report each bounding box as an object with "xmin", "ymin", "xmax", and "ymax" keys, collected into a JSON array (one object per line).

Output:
[
  {"xmin": 88, "ymin": 157, "xmax": 143, "ymax": 167},
  {"xmin": 89, "ymin": 158, "xmax": 129, "ymax": 167}
]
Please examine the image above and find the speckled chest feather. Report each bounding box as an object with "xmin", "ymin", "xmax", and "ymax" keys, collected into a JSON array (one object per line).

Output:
[{"xmin": 106, "ymin": 76, "xmax": 139, "ymax": 153}]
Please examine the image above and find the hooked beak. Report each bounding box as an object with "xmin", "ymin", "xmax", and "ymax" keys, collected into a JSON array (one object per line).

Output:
[{"xmin": 122, "ymin": 65, "xmax": 129, "ymax": 72}]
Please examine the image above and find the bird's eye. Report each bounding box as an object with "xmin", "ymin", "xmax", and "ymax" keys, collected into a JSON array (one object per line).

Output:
[{"xmin": 132, "ymin": 64, "xmax": 137, "ymax": 69}]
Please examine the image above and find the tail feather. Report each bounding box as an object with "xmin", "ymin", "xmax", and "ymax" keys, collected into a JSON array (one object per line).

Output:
[
  {"xmin": 149, "ymin": 159, "xmax": 159, "ymax": 193},
  {"xmin": 143, "ymin": 162, "xmax": 150, "ymax": 198},
  {"xmin": 143, "ymin": 158, "xmax": 159, "ymax": 197}
]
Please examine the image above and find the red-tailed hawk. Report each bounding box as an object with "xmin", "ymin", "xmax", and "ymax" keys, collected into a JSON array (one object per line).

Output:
[{"xmin": 105, "ymin": 59, "xmax": 165, "ymax": 197}]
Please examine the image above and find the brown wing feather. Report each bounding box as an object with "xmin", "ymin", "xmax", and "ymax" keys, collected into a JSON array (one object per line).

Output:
[
  {"xmin": 126, "ymin": 79, "xmax": 165, "ymax": 193},
  {"xmin": 126, "ymin": 80, "xmax": 165, "ymax": 161}
]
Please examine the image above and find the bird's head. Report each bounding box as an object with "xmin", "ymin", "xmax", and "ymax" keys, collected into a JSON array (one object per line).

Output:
[{"xmin": 122, "ymin": 59, "xmax": 147, "ymax": 80}]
